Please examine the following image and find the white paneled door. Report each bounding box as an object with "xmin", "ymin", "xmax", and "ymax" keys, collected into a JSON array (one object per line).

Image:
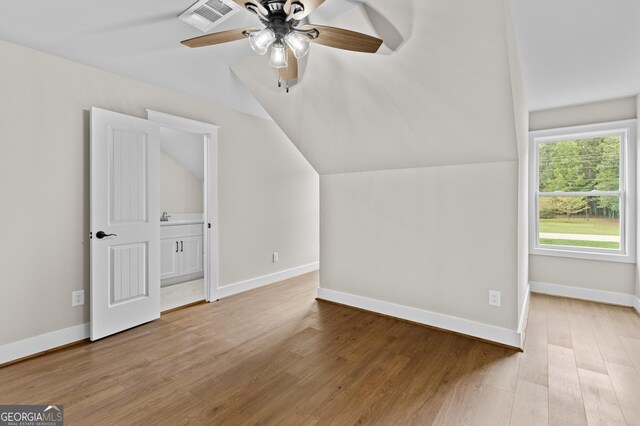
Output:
[{"xmin": 90, "ymin": 107, "xmax": 161, "ymax": 341}]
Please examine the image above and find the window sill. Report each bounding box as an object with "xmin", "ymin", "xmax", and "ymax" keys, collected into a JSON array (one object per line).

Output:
[{"xmin": 530, "ymin": 246, "xmax": 636, "ymax": 264}]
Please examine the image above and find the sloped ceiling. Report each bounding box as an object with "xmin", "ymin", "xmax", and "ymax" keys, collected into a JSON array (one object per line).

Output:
[
  {"xmin": 0, "ymin": 0, "xmax": 364, "ymax": 119},
  {"xmin": 161, "ymin": 127, "xmax": 205, "ymax": 180},
  {"xmin": 232, "ymin": 0, "xmax": 520, "ymax": 175},
  {"xmin": 1, "ymin": 1, "xmax": 637, "ymax": 128},
  {"xmin": 511, "ymin": 0, "xmax": 640, "ymax": 111}
]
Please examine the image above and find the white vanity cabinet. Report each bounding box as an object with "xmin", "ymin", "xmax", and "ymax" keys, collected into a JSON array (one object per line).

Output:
[
  {"xmin": 179, "ymin": 236, "xmax": 203, "ymax": 275},
  {"xmin": 160, "ymin": 223, "xmax": 204, "ymax": 286},
  {"xmin": 160, "ymin": 239, "xmax": 180, "ymax": 280}
]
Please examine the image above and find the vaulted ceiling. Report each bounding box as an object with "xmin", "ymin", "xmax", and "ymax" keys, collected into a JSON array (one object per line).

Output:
[
  {"xmin": 233, "ymin": 0, "xmax": 521, "ymax": 174},
  {"xmin": 511, "ymin": 0, "xmax": 640, "ymax": 111},
  {"xmin": 0, "ymin": 0, "xmax": 365, "ymax": 119},
  {"xmin": 0, "ymin": 0, "xmax": 638, "ymax": 166}
]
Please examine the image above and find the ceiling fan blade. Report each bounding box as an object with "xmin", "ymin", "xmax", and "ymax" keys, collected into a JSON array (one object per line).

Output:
[
  {"xmin": 279, "ymin": 48, "xmax": 299, "ymax": 81},
  {"xmin": 301, "ymin": 24, "xmax": 383, "ymax": 53},
  {"xmin": 284, "ymin": 0, "xmax": 326, "ymax": 20},
  {"xmin": 231, "ymin": 0, "xmax": 269, "ymax": 16},
  {"xmin": 181, "ymin": 27, "xmax": 257, "ymax": 48},
  {"xmin": 284, "ymin": 0, "xmax": 293, "ymax": 14}
]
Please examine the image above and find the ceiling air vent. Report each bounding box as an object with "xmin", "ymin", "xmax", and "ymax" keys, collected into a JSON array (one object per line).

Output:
[{"xmin": 179, "ymin": 0, "xmax": 240, "ymax": 33}]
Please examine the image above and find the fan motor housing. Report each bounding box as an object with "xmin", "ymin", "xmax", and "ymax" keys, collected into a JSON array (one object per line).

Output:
[
  {"xmin": 260, "ymin": 1, "xmax": 299, "ymax": 40},
  {"xmin": 264, "ymin": 0, "xmax": 286, "ymax": 11}
]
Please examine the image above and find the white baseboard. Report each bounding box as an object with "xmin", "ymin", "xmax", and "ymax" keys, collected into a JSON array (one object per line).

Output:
[
  {"xmin": 215, "ymin": 262, "xmax": 319, "ymax": 300},
  {"xmin": 316, "ymin": 288, "xmax": 522, "ymax": 349},
  {"xmin": 530, "ymin": 281, "xmax": 636, "ymax": 307},
  {"xmin": 0, "ymin": 263, "xmax": 319, "ymax": 366},
  {"xmin": 634, "ymin": 296, "xmax": 640, "ymax": 313},
  {"xmin": 518, "ymin": 285, "xmax": 531, "ymax": 348},
  {"xmin": 0, "ymin": 323, "xmax": 89, "ymax": 365}
]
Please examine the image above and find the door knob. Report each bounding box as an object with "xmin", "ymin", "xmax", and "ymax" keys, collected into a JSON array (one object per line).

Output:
[{"xmin": 96, "ymin": 231, "xmax": 117, "ymax": 239}]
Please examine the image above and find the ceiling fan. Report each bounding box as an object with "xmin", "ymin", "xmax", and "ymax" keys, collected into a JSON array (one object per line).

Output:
[{"xmin": 181, "ymin": 0, "xmax": 383, "ymax": 91}]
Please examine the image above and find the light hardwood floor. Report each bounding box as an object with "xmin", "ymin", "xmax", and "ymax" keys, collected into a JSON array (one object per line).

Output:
[{"xmin": 1, "ymin": 271, "xmax": 640, "ymax": 425}]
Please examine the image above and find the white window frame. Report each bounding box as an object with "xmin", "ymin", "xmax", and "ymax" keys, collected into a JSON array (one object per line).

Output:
[{"xmin": 529, "ymin": 120, "xmax": 637, "ymax": 264}]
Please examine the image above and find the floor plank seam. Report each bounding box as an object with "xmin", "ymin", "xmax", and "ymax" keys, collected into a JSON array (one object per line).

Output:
[{"xmin": 3, "ymin": 276, "xmax": 640, "ymax": 425}]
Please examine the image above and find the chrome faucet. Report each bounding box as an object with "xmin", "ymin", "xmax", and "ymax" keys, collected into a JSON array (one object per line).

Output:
[{"xmin": 161, "ymin": 212, "xmax": 171, "ymax": 222}]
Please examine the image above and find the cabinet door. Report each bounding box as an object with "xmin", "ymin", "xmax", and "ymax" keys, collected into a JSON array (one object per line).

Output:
[
  {"xmin": 160, "ymin": 239, "xmax": 180, "ymax": 280},
  {"xmin": 180, "ymin": 236, "xmax": 203, "ymax": 276}
]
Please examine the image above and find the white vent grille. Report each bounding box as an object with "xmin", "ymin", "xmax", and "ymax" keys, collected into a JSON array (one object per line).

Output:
[
  {"xmin": 194, "ymin": 5, "xmax": 223, "ymax": 23},
  {"xmin": 206, "ymin": 0, "xmax": 233, "ymax": 15},
  {"xmin": 179, "ymin": 0, "xmax": 240, "ymax": 32}
]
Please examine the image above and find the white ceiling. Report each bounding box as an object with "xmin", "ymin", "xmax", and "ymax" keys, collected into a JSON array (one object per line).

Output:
[
  {"xmin": 0, "ymin": 0, "xmax": 364, "ymax": 119},
  {"xmin": 0, "ymin": 1, "xmax": 638, "ymax": 121},
  {"xmin": 233, "ymin": 0, "xmax": 520, "ymax": 174},
  {"xmin": 511, "ymin": 0, "xmax": 640, "ymax": 111},
  {"xmin": 161, "ymin": 127, "xmax": 204, "ymax": 180}
]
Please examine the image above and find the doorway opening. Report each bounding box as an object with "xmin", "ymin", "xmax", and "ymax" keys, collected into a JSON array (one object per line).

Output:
[
  {"xmin": 147, "ymin": 110, "xmax": 220, "ymax": 311},
  {"xmin": 159, "ymin": 127, "xmax": 206, "ymax": 312}
]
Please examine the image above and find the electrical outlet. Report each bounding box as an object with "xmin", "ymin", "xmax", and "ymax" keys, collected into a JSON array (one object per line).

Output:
[
  {"xmin": 72, "ymin": 290, "xmax": 85, "ymax": 307},
  {"xmin": 273, "ymin": 252, "xmax": 279, "ymax": 262},
  {"xmin": 489, "ymin": 290, "xmax": 501, "ymax": 307}
]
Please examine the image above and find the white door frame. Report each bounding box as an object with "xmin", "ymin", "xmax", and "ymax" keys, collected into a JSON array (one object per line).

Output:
[{"xmin": 147, "ymin": 110, "xmax": 219, "ymax": 302}]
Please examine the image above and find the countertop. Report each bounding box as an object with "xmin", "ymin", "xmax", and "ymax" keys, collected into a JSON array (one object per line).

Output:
[
  {"xmin": 160, "ymin": 220, "xmax": 204, "ymax": 227},
  {"xmin": 160, "ymin": 213, "xmax": 204, "ymax": 227}
]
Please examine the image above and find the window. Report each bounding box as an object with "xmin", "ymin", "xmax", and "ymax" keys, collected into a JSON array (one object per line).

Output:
[{"xmin": 529, "ymin": 120, "xmax": 636, "ymax": 263}]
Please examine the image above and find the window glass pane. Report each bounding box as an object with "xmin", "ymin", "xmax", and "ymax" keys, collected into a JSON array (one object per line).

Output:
[
  {"xmin": 538, "ymin": 136, "xmax": 621, "ymax": 192},
  {"xmin": 538, "ymin": 196, "xmax": 620, "ymax": 250}
]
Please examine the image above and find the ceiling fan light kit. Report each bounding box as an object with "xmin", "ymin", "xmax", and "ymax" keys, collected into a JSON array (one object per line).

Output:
[
  {"xmin": 270, "ymin": 42, "xmax": 288, "ymax": 68},
  {"xmin": 242, "ymin": 1, "xmax": 319, "ymax": 64},
  {"xmin": 248, "ymin": 28, "xmax": 276, "ymax": 55},
  {"xmin": 285, "ymin": 31, "xmax": 311, "ymax": 59},
  {"xmin": 181, "ymin": 0, "xmax": 384, "ymax": 91}
]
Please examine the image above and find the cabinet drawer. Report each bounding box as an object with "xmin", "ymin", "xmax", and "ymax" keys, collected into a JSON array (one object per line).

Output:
[{"xmin": 161, "ymin": 223, "xmax": 203, "ymax": 240}]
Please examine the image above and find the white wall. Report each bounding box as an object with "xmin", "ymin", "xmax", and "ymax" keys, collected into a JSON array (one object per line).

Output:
[
  {"xmin": 529, "ymin": 96, "xmax": 637, "ymax": 295},
  {"xmin": 529, "ymin": 97, "xmax": 637, "ymax": 132},
  {"xmin": 531, "ymin": 256, "xmax": 635, "ymax": 294},
  {"xmin": 320, "ymin": 162, "xmax": 520, "ymax": 330},
  {"xmin": 160, "ymin": 152, "xmax": 204, "ymax": 215},
  {"xmin": 0, "ymin": 39, "xmax": 319, "ymax": 346}
]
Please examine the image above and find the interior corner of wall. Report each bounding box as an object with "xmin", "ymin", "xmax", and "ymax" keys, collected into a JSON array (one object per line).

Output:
[{"xmin": 502, "ymin": 0, "xmax": 529, "ymax": 159}]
